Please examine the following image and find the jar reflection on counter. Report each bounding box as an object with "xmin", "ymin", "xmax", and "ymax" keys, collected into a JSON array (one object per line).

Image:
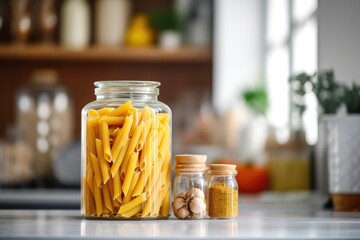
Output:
[{"xmin": 81, "ymin": 81, "xmax": 172, "ymax": 219}]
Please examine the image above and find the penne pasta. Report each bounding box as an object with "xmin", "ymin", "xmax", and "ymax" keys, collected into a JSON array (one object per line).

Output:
[
  {"xmin": 86, "ymin": 183, "xmax": 96, "ymax": 216},
  {"xmin": 122, "ymin": 152, "xmax": 139, "ymax": 196},
  {"xmin": 158, "ymin": 125, "xmax": 170, "ymax": 160},
  {"xmin": 142, "ymin": 176, "xmax": 160, "ymax": 217},
  {"xmin": 161, "ymin": 147, "xmax": 171, "ymax": 175},
  {"xmin": 103, "ymin": 182, "xmax": 114, "ymax": 213},
  {"xmin": 87, "ymin": 116, "xmax": 100, "ymax": 127},
  {"xmin": 129, "ymin": 111, "xmax": 142, "ymax": 138},
  {"xmin": 111, "ymin": 115, "xmax": 134, "ymax": 160},
  {"xmin": 90, "ymin": 153, "xmax": 102, "ymax": 187},
  {"xmin": 93, "ymin": 177, "xmax": 103, "ymax": 216},
  {"xmin": 132, "ymin": 171, "xmax": 145, "ymax": 197},
  {"xmin": 100, "ymin": 116, "xmax": 125, "ymax": 126},
  {"xmin": 118, "ymin": 192, "xmax": 146, "ymax": 215},
  {"xmin": 113, "ymin": 171, "xmax": 121, "ymax": 200},
  {"xmin": 110, "ymin": 139, "xmax": 130, "ymax": 178},
  {"xmin": 123, "ymin": 172, "xmax": 140, "ymax": 204},
  {"xmin": 109, "ymin": 125, "xmax": 118, "ymax": 135},
  {"xmin": 88, "ymin": 109, "xmax": 99, "ymax": 117},
  {"xmin": 86, "ymin": 167, "xmax": 94, "ymax": 196},
  {"xmin": 107, "ymin": 176, "xmax": 114, "ymax": 200},
  {"xmin": 133, "ymin": 136, "xmax": 154, "ymax": 197},
  {"xmin": 113, "ymin": 198, "xmax": 121, "ymax": 208},
  {"xmin": 153, "ymin": 181, "xmax": 170, "ymax": 216},
  {"xmin": 95, "ymin": 139, "xmax": 110, "ymax": 184},
  {"xmin": 136, "ymin": 119, "xmax": 153, "ymax": 152},
  {"xmin": 120, "ymin": 203, "xmax": 142, "ymax": 218},
  {"xmin": 99, "ymin": 120, "xmax": 112, "ymax": 162},
  {"xmin": 150, "ymin": 171, "xmax": 166, "ymax": 216},
  {"xmin": 87, "ymin": 122, "xmax": 97, "ymax": 155},
  {"xmin": 108, "ymin": 101, "xmax": 133, "ymax": 116},
  {"xmin": 97, "ymin": 107, "xmax": 114, "ymax": 116},
  {"xmin": 158, "ymin": 113, "xmax": 170, "ymax": 125},
  {"xmin": 160, "ymin": 189, "xmax": 170, "ymax": 217},
  {"xmin": 139, "ymin": 107, "xmax": 149, "ymax": 121},
  {"xmin": 120, "ymin": 122, "xmax": 144, "ymax": 179},
  {"xmin": 138, "ymin": 149, "xmax": 146, "ymax": 172}
]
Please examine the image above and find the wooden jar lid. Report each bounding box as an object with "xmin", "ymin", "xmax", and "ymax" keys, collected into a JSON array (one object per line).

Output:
[
  {"xmin": 208, "ymin": 164, "xmax": 237, "ymax": 175},
  {"xmin": 175, "ymin": 154, "xmax": 207, "ymax": 172}
]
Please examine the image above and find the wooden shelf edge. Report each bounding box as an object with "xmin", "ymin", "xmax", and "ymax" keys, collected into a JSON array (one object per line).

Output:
[{"xmin": 0, "ymin": 45, "xmax": 212, "ymax": 63}]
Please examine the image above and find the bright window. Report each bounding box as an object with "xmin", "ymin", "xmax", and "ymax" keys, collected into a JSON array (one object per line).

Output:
[{"xmin": 265, "ymin": 0, "xmax": 318, "ymax": 144}]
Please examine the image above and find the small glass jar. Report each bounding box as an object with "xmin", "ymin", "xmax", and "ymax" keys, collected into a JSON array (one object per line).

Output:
[
  {"xmin": 81, "ymin": 81, "xmax": 172, "ymax": 219},
  {"xmin": 173, "ymin": 154, "xmax": 207, "ymax": 219},
  {"xmin": 208, "ymin": 164, "xmax": 238, "ymax": 219}
]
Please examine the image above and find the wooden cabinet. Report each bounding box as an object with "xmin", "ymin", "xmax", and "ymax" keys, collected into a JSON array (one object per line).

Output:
[{"xmin": 0, "ymin": 45, "xmax": 212, "ymax": 137}]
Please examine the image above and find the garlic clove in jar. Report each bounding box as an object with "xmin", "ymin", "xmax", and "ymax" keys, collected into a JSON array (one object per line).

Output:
[
  {"xmin": 173, "ymin": 196, "xmax": 186, "ymax": 210},
  {"xmin": 187, "ymin": 188, "xmax": 205, "ymax": 200},
  {"xmin": 175, "ymin": 207, "xmax": 190, "ymax": 219},
  {"xmin": 192, "ymin": 207, "xmax": 207, "ymax": 219},
  {"xmin": 177, "ymin": 191, "xmax": 187, "ymax": 199},
  {"xmin": 189, "ymin": 197, "xmax": 206, "ymax": 214}
]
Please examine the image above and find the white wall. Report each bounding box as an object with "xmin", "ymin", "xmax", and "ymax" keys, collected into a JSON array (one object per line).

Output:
[
  {"xmin": 213, "ymin": 0, "xmax": 263, "ymax": 113},
  {"xmin": 318, "ymin": 0, "xmax": 360, "ymax": 84}
]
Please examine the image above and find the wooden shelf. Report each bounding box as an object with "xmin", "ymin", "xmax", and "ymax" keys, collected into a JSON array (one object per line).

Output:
[{"xmin": 0, "ymin": 45, "xmax": 212, "ymax": 63}]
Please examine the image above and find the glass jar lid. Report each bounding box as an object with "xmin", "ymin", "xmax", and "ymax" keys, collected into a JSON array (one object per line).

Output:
[
  {"xmin": 175, "ymin": 154, "xmax": 207, "ymax": 172},
  {"xmin": 208, "ymin": 164, "xmax": 237, "ymax": 175},
  {"xmin": 94, "ymin": 81, "xmax": 160, "ymax": 95}
]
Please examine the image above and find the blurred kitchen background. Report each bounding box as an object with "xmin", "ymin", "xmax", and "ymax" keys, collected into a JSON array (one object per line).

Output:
[{"xmin": 0, "ymin": 0, "xmax": 360, "ymax": 209}]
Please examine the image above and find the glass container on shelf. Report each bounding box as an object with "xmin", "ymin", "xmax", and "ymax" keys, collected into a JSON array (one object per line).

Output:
[
  {"xmin": 81, "ymin": 81, "xmax": 172, "ymax": 219},
  {"xmin": 60, "ymin": 0, "xmax": 90, "ymax": 49},
  {"xmin": 95, "ymin": 0, "xmax": 130, "ymax": 46},
  {"xmin": 208, "ymin": 164, "xmax": 238, "ymax": 219},
  {"xmin": 173, "ymin": 154, "xmax": 207, "ymax": 219},
  {"xmin": 38, "ymin": 0, "xmax": 57, "ymax": 43},
  {"xmin": 265, "ymin": 74, "xmax": 311, "ymax": 192},
  {"xmin": 11, "ymin": 0, "xmax": 32, "ymax": 44},
  {"xmin": 16, "ymin": 69, "xmax": 74, "ymax": 186},
  {"xmin": 266, "ymin": 130, "xmax": 310, "ymax": 192}
]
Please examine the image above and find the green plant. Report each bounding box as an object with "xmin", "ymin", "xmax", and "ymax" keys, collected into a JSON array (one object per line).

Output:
[
  {"xmin": 343, "ymin": 83, "xmax": 360, "ymax": 113},
  {"xmin": 241, "ymin": 85, "xmax": 269, "ymax": 115},
  {"xmin": 290, "ymin": 70, "xmax": 344, "ymax": 114},
  {"xmin": 149, "ymin": 9, "xmax": 180, "ymax": 32}
]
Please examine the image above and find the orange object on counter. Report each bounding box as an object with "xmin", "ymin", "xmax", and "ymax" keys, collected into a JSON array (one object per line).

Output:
[{"xmin": 236, "ymin": 163, "xmax": 269, "ymax": 194}]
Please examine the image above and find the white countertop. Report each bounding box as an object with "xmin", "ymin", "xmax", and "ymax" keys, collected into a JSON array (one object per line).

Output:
[{"xmin": 0, "ymin": 192, "xmax": 360, "ymax": 239}]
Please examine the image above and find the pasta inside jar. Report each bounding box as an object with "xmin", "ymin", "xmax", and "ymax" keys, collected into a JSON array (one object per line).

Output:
[{"xmin": 81, "ymin": 81, "xmax": 171, "ymax": 219}]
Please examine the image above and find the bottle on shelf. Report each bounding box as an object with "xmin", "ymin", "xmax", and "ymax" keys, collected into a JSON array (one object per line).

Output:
[
  {"xmin": 11, "ymin": 0, "xmax": 32, "ymax": 44},
  {"xmin": 95, "ymin": 0, "xmax": 131, "ymax": 47},
  {"xmin": 38, "ymin": 0, "xmax": 58, "ymax": 44},
  {"xmin": 60, "ymin": 0, "xmax": 90, "ymax": 49}
]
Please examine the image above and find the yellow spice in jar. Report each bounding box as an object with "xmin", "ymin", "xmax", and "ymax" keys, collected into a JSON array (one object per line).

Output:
[{"xmin": 208, "ymin": 183, "xmax": 238, "ymax": 218}]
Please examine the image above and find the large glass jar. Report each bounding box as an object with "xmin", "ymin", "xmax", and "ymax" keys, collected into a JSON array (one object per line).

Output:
[
  {"xmin": 173, "ymin": 154, "xmax": 207, "ymax": 219},
  {"xmin": 208, "ymin": 164, "xmax": 238, "ymax": 218},
  {"xmin": 81, "ymin": 81, "xmax": 172, "ymax": 219},
  {"xmin": 16, "ymin": 69, "xmax": 74, "ymax": 186}
]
